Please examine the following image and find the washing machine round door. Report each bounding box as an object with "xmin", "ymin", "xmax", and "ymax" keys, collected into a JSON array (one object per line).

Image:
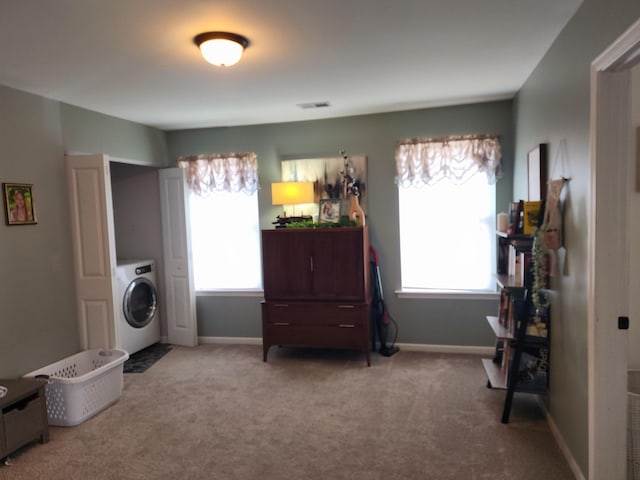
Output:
[{"xmin": 123, "ymin": 277, "xmax": 158, "ymax": 328}]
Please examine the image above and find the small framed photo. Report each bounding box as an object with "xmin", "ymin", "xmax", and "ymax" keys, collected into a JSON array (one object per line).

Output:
[
  {"xmin": 3, "ymin": 183, "xmax": 37, "ymax": 225},
  {"xmin": 318, "ymin": 198, "xmax": 341, "ymax": 223}
]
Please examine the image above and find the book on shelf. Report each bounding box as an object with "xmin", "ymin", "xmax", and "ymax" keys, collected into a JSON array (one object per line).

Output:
[
  {"xmin": 499, "ymin": 292, "xmax": 510, "ymax": 327},
  {"xmin": 499, "ymin": 290, "xmax": 510, "ymax": 326},
  {"xmin": 508, "ymin": 200, "xmax": 525, "ymax": 234},
  {"xmin": 497, "ymin": 239, "xmax": 509, "ymax": 274},
  {"xmin": 508, "ymin": 244, "xmax": 521, "ymax": 280},
  {"xmin": 523, "ymin": 201, "xmax": 542, "ymax": 235},
  {"xmin": 519, "ymin": 251, "xmax": 533, "ymax": 287},
  {"xmin": 508, "ymin": 201, "xmax": 520, "ymax": 235},
  {"xmin": 502, "ymin": 341, "xmax": 511, "ymax": 380},
  {"xmin": 524, "ymin": 309, "xmax": 550, "ymax": 340},
  {"xmin": 526, "ymin": 321, "xmax": 548, "ymax": 339},
  {"xmin": 507, "ymin": 344, "xmax": 550, "ymax": 391},
  {"xmin": 506, "ymin": 298, "xmax": 516, "ymax": 336}
]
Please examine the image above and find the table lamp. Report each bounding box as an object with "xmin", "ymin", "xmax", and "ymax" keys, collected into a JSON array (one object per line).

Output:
[{"xmin": 271, "ymin": 181, "xmax": 314, "ymax": 227}]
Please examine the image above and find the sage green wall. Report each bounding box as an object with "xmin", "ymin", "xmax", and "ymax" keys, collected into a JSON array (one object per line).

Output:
[
  {"xmin": 166, "ymin": 100, "xmax": 514, "ymax": 344},
  {"xmin": 0, "ymin": 85, "xmax": 80, "ymax": 378},
  {"xmin": 513, "ymin": 0, "xmax": 640, "ymax": 475},
  {"xmin": 0, "ymin": 85, "xmax": 168, "ymax": 378},
  {"xmin": 60, "ymin": 104, "xmax": 168, "ymax": 166}
]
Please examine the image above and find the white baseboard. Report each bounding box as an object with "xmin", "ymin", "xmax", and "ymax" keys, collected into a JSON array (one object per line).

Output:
[
  {"xmin": 197, "ymin": 337, "xmax": 493, "ymax": 356},
  {"xmin": 397, "ymin": 342, "xmax": 494, "ymax": 356},
  {"xmin": 536, "ymin": 397, "xmax": 585, "ymax": 480},
  {"xmin": 198, "ymin": 336, "xmax": 262, "ymax": 345}
]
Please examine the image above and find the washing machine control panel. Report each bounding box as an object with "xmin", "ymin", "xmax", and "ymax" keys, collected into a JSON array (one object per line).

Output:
[{"xmin": 135, "ymin": 264, "xmax": 153, "ymax": 275}]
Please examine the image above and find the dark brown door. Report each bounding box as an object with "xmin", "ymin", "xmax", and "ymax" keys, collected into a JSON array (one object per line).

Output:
[{"xmin": 312, "ymin": 229, "xmax": 365, "ymax": 301}]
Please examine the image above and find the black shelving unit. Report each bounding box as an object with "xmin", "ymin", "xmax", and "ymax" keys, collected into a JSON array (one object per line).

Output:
[{"xmin": 483, "ymin": 234, "xmax": 550, "ymax": 423}]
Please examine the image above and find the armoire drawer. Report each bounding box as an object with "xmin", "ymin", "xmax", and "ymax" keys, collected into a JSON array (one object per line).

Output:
[
  {"xmin": 265, "ymin": 323, "xmax": 367, "ymax": 348},
  {"xmin": 263, "ymin": 302, "xmax": 368, "ymax": 326}
]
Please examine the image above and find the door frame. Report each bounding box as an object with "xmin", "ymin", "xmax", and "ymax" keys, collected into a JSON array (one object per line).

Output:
[{"xmin": 589, "ymin": 18, "xmax": 640, "ymax": 479}]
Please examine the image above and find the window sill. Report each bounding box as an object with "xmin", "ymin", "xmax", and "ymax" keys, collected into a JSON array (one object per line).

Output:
[
  {"xmin": 395, "ymin": 289, "xmax": 499, "ymax": 300},
  {"xmin": 196, "ymin": 289, "xmax": 264, "ymax": 297}
]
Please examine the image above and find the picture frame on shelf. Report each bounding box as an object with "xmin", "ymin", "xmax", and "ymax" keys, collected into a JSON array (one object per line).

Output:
[
  {"xmin": 318, "ymin": 198, "xmax": 341, "ymax": 223},
  {"xmin": 527, "ymin": 144, "xmax": 548, "ymax": 201},
  {"xmin": 3, "ymin": 182, "xmax": 37, "ymax": 225}
]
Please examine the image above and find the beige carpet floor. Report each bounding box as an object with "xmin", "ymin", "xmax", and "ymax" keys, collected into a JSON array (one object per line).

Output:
[{"xmin": 0, "ymin": 344, "xmax": 575, "ymax": 480}]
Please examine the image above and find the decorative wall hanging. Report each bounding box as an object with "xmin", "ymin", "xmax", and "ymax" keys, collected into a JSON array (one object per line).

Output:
[
  {"xmin": 280, "ymin": 154, "xmax": 368, "ymax": 212},
  {"xmin": 3, "ymin": 183, "xmax": 37, "ymax": 225},
  {"xmin": 530, "ymin": 140, "xmax": 571, "ymax": 311},
  {"xmin": 534, "ymin": 139, "xmax": 570, "ymax": 284},
  {"xmin": 542, "ymin": 180, "xmax": 564, "ymax": 249}
]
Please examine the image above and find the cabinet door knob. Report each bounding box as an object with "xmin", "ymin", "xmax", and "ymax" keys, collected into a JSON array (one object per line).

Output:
[
  {"xmin": 339, "ymin": 324, "xmax": 355, "ymax": 328},
  {"xmin": 274, "ymin": 304, "xmax": 289, "ymax": 308},
  {"xmin": 338, "ymin": 305, "xmax": 355, "ymax": 309},
  {"xmin": 274, "ymin": 322, "xmax": 290, "ymax": 326}
]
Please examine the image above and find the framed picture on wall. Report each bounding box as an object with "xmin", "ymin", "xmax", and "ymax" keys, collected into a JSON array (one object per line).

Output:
[
  {"xmin": 527, "ymin": 144, "xmax": 548, "ymax": 201},
  {"xmin": 3, "ymin": 183, "xmax": 37, "ymax": 225},
  {"xmin": 281, "ymin": 155, "xmax": 368, "ymax": 212}
]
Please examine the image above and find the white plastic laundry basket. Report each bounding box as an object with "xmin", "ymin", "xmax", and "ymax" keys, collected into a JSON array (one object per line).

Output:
[{"xmin": 24, "ymin": 348, "xmax": 129, "ymax": 427}]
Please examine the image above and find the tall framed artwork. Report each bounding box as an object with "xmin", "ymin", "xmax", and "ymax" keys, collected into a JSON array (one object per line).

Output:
[
  {"xmin": 280, "ymin": 155, "xmax": 368, "ymax": 212},
  {"xmin": 527, "ymin": 144, "xmax": 548, "ymax": 202}
]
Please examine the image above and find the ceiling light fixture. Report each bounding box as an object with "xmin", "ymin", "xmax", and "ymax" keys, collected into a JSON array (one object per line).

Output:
[{"xmin": 194, "ymin": 31, "xmax": 249, "ymax": 67}]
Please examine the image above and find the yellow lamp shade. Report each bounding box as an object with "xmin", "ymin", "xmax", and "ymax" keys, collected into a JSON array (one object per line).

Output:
[{"xmin": 271, "ymin": 182, "xmax": 314, "ymax": 205}]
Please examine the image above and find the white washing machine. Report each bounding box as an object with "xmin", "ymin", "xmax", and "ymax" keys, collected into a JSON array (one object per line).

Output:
[{"xmin": 115, "ymin": 259, "xmax": 161, "ymax": 355}]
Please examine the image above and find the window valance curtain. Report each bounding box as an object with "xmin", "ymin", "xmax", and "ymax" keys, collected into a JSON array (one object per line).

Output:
[
  {"xmin": 395, "ymin": 134, "xmax": 502, "ymax": 187},
  {"xmin": 177, "ymin": 152, "xmax": 259, "ymax": 196}
]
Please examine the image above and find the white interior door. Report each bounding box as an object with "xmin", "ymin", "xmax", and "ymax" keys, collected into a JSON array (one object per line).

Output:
[
  {"xmin": 159, "ymin": 168, "xmax": 197, "ymax": 346},
  {"xmin": 66, "ymin": 154, "xmax": 118, "ymax": 350}
]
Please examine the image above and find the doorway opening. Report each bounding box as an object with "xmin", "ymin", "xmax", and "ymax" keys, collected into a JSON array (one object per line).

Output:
[{"xmin": 589, "ymin": 18, "xmax": 640, "ymax": 479}]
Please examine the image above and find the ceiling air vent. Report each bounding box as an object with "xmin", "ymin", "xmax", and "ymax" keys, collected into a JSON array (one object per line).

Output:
[{"xmin": 296, "ymin": 101, "xmax": 331, "ymax": 109}]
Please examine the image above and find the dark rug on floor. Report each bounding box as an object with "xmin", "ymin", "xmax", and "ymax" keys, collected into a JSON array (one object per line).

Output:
[{"xmin": 123, "ymin": 343, "xmax": 172, "ymax": 373}]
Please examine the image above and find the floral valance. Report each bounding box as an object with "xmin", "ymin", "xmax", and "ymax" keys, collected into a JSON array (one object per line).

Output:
[
  {"xmin": 395, "ymin": 134, "xmax": 502, "ymax": 187},
  {"xmin": 177, "ymin": 152, "xmax": 259, "ymax": 196}
]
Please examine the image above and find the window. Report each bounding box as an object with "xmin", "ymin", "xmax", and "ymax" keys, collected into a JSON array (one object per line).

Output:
[
  {"xmin": 188, "ymin": 190, "xmax": 262, "ymax": 291},
  {"xmin": 398, "ymin": 175, "xmax": 495, "ymax": 291},
  {"xmin": 177, "ymin": 153, "xmax": 261, "ymax": 292},
  {"xmin": 395, "ymin": 134, "xmax": 501, "ymax": 292}
]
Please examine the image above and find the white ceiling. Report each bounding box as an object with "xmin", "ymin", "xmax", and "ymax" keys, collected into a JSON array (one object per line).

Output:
[{"xmin": 0, "ymin": 0, "xmax": 583, "ymax": 131}]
